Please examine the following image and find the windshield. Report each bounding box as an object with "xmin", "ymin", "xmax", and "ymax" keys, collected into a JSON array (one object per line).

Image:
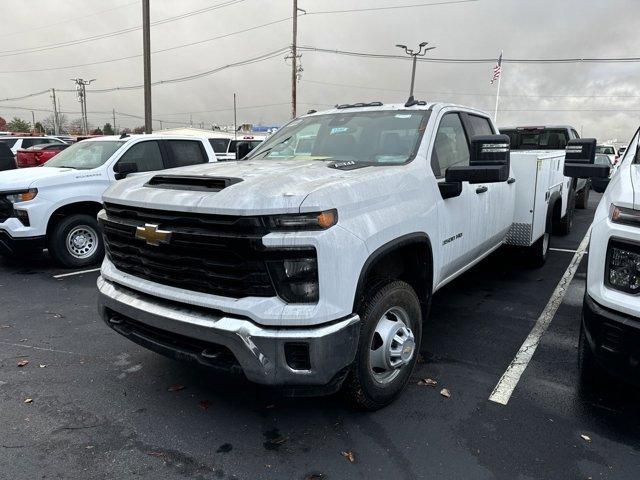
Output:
[
  {"xmin": 596, "ymin": 146, "xmax": 615, "ymax": 155},
  {"xmin": 209, "ymin": 138, "xmax": 231, "ymax": 154},
  {"xmin": 502, "ymin": 128, "xmax": 569, "ymax": 150},
  {"xmin": 45, "ymin": 140, "xmax": 125, "ymax": 170},
  {"xmin": 247, "ymin": 110, "xmax": 430, "ymax": 165}
]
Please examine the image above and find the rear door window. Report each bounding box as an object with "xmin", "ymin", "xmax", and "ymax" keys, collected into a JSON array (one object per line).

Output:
[
  {"xmin": 209, "ymin": 138, "xmax": 230, "ymax": 154},
  {"xmin": 165, "ymin": 140, "xmax": 208, "ymax": 167},
  {"xmin": 0, "ymin": 138, "xmax": 18, "ymax": 148}
]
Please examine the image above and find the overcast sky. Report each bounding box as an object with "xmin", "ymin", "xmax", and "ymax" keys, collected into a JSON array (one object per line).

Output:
[{"xmin": 1, "ymin": 0, "xmax": 638, "ymax": 142}]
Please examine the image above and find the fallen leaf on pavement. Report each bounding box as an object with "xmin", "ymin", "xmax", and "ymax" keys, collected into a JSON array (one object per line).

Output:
[
  {"xmin": 167, "ymin": 384, "xmax": 185, "ymax": 392},
  {"xmin": 440, "ymin": 388, "xmax": 451, "ymax": 398},
  {"xmin": 418, "ymin": 378, "xmax": 438, "ymax": 386},
  {"xmin": 39, "ymin": 364, "xmax": 47, "ymax": 368},
  {"xmin": 199, "ymin": 400, "xmax": 211, "ymax": 411},
  {"xmin": 580, "ymin": 434, "xmax": 591, "ymax": 443},
  {"xmin": 0, "ymin": 325, "xmax": 10, "ymax": 329},
  {"xmin": 148, "ymin": 451, "xmax": 165, "ymax": 457},
  {"xmin": 17, "ymin": 360, "xmax": 29, "ymax": 367},
  {"xmin": 24, "ymin": 398, "xmax": 33, "ymax": 404},
  {"xmin": 341, "ymin": 451, "xmax": 355, "ymax": 463}
]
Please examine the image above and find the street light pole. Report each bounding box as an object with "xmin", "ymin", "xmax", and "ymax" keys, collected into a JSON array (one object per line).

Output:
[{"xmin": 395, "ymin": 42, "xmax": 436, "ymax": 102}]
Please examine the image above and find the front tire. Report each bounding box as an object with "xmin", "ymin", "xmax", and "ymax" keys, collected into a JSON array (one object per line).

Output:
[
  {"xmin": 528, "ymin": 232, "xmax": 549, "ymax": 268},
  {"xmin": 576, "ymin": 183, "xmax": 590, "ymax": 209},
  {"xmin": 48, "ymin": 214, "xmax": 104, "ymax": 268},
  {"xmin": 343, "ymin": 280, "xmax": 423, "ymax": 410}
]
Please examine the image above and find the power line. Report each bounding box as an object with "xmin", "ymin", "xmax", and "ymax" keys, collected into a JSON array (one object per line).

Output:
[
  {"xmin": 0, "ymin": 1, "xmax": 139, "ymax": 39},
  {"xmin": 0, "ymin": 0, "xmax": 246, "ymax": 58},
  {"xmin": 58, "ymin": 47, "xmax": 290, "ymax": 93},
  {"xmin": 303, "ymin": 79, "xmax": 640, "ymax": 99},
  {"xmin": 0, "ymin": 90, "xmax": 50, "ymax": 102},
  {"xmin": 0, "ymin": 17, "xmax": 291, "ymax": 75},
  {"xmin": 298, "ymin": 45, "xmax": 640, "ymax": 64},
  {"xmin": 306, "ymin": 0, "xmax": 479, "ymax": 15}
]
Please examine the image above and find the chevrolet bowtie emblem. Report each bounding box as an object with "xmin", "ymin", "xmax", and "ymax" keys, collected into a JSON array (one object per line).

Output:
[{"xmin": 135, "ymin": 223, "xmax": 172, "ymax": 246}]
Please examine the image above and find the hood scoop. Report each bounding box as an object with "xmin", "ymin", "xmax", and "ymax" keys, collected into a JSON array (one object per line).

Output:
[{"xmin": 145, "ymin": 175, "xmax": 243, "ymax": 192}]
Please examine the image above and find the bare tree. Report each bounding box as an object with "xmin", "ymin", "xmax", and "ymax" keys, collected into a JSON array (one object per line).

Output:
[{"xmin": 41, "ymin": 113, "xmax": 69, "ymax": 134}]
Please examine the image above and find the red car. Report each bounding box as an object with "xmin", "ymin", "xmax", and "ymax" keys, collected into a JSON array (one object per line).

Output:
[{"xmin": 16, "ymin": 143, "xmax": 69, "ymax": 168}]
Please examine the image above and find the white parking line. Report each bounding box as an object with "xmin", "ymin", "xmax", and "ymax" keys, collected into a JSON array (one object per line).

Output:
[
  {"xmin": 53, "ymin": 268, "xmax": 101, "ymax": 279},
  {"xmin": 549, "ymin": 247, "xmax": 584, "ymax": 254},
  {"xmin": 489, "ymin": 229, "xmax": 591, "ymax": 405}
]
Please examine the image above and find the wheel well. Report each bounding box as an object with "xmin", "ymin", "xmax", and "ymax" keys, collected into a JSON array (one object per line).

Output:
[
  {"xmin": 46, "ymin": 201, "xmax": 103, "ymax": 235},
  {"xmin": 353, "ymin": 234, "xmax": 433, "ymax": 314},
  {"xmin": 549, "ymin": 192, "xmax": 563, "ymax": 231}
]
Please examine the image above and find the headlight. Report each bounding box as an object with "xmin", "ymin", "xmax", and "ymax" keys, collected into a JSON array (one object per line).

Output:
[
  {"xmin": 267, "ymin": 252, "xmax": 319, "ymax": 303},
  {"xmin": 610, "ymin": 204, "xmax": 640, "ymax": 227},
  {"xmin": 4, "ymin": 189, "xmax": 38, "ymax": 203},
  {"xmin": 607, "ymin": 240, "xmax": 640, "ymax": 294},
  {"xmin": 265, "ymin": 209, "xmax": 337, "ymax": 231}
]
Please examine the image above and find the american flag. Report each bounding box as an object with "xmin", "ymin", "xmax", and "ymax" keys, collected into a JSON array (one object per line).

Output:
[{"xmin": 491, "ymin": 52, "xmax": 502, "ymax": 84}]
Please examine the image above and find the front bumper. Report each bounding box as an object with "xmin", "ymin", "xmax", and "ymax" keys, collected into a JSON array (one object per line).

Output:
[
  {"xmin": 583, "ymin": 293, "xmax": 640, "ymax": 385},
  {"xmin": 98, "ymin": 276, "xmax": 360, "ymax": 389},
  {"xmin": 0, "ymin": 229, "xmax": 45, "ymax": 255}
]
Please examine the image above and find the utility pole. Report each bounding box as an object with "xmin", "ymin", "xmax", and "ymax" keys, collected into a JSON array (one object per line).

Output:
[
  {"xmin": 31, "ymin": 111, "xmax": 36, "ymax": 133},
  {"xmin": 395, "ymin": 42, "xmax": 436, "ymax": 102},
  {"xmin": 51, "ymin": 88, "xmax": 59, "ymax": 135},
  {"xmin": 71, "ymin": 78, "xmax": 95, "ymax": 135},
  {"xmin": 159, "ymin": 120, "xmax": 163, "ymax": 130},
  {"xmin": 142, "ymin": 0, "xmax": 152, "ymax": 133},
  {"xmin": 112, "ymin": 108, "xmax": 117, "ymax": 134},
  {"xmin": 233, "ymin": 93, "xmax": 237, "ymax": 139},
  {"xmin": 287, "ymin": 1, "xmax": 305, "ymax": 119},
  {"xmin": 189, "ymin": 114, "xmax": 193, "ymax": 128}
]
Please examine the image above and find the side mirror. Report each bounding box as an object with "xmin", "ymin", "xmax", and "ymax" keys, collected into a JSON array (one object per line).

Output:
[
  {"xmin": 113, "ymin": 162, "xmax": 138, "ymax": 180},
  {"xmin": 563, "ymin": 138, "xmax": 609, "ymax": 179},
  {"xmin": 235, "ymin": 141, "xmax": 251, "ymax": 160},
  {"xmin": 445, "ymin": 134, "xmax": 510, "ymax": 184}
]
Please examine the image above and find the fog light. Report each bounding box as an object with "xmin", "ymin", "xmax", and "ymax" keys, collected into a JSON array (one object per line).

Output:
[
  {"xmin": 267, "ymin": 254, "xmax": 319, "ymax": 303},
  {"xmin": 607, "ymin": 242, "xmax": 640, "ymax": 294}
]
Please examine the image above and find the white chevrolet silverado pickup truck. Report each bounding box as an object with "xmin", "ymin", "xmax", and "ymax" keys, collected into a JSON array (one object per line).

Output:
[
  {"xmin": 0, "ymin": 134, "xmax": 215, "ymax": 268},
  {"xmin": 97, "ymin": 102, "xmax": 583, "ymax": 409}
]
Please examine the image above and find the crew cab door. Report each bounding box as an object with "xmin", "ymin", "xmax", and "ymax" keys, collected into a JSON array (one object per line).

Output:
[
  {"xmin": 462, "ymin": 113, "xmax": 514, "ymax": 245},
  {"xmin": 429, "ymin": 111, "xmax": 485, "ymax": 281}
]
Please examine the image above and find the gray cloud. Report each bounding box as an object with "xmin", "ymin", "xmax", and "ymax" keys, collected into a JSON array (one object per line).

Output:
[{"xmin": 1, "ymin": 0, "xmax": 638, "ymax": 143}]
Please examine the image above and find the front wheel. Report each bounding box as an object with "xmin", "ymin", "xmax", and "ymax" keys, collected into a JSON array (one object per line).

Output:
[
  {"xmin": 48, "ymin": 214, "xmax": 104, "ymax": 268},
  {"xmin": 343, "ymin": 280, "xmax": 423, "ymax": 410},
  {"xmin": 576, "ymin": 184, "xmax": 590, "ymax": 209},
  {"xmin": 528, "ymin": 232, "xmax": 549, "ymax": 268}
]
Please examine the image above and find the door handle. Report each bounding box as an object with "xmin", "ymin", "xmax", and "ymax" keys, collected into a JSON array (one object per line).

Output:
[
  {"xmin": 475, "ymin": 186, "xmax": 488, "ymax": 194},
  {"xmin": 507, "ymin": 177, "xmax": 516, "ymax": 184}
]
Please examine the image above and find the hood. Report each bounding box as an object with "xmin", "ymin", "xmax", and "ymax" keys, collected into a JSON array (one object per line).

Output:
[
  {"xmin": 0, "ymin": 166, "xmax": 80, "ymax": 191},
  {"xmin": 103, "ymin": 159, "xmax": 375, "ymax": 215}
]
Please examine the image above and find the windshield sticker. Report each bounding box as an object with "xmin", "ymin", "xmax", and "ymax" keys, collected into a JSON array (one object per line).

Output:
[
  {"xmin": 330, "ymin": 127, "xmax": 349, "ymax": 135},
  {"xmin": 395, "ymin": 114, "xmax": 413, "ymax": 119}
]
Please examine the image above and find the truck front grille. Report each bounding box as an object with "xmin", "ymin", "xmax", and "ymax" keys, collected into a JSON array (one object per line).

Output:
[{"xmin": 100, "ymin": 203, "xmax": 277, "ymax": 298}]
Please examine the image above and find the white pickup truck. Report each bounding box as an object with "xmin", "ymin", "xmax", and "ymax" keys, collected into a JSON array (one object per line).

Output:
[
  {"xmin": 0, "ymin": 134, "xmax": 216, "ymax": 268},
  {"xmin": 97, "ymin": 102, "xmax": 579, "ymax": 409}
]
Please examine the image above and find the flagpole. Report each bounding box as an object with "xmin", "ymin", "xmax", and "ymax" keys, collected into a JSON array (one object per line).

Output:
[{"xmin": 493, "ymin": 50, "xmax": 503, "ymax": 124}]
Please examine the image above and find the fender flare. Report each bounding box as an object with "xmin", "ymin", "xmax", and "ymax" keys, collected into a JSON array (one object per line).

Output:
[{"xmin": 352, "ymin": 232, "xmax": 433, "ymax": 311}]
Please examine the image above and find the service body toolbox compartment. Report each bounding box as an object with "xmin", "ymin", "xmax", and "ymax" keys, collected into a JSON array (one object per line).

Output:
[{"xmin": 505, "ymin": 152, "xmax": 568, "ymax": 247}]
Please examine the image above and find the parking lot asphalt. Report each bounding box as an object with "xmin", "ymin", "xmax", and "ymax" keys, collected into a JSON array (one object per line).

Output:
[{"xmin": 1, "ymin": 191, "xmax": 638, "ymax": 480}]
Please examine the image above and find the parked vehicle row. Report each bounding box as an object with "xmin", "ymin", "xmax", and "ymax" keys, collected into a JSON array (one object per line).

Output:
[
  {"xmin": 95, "ymin": 102, "xmax": 604, "ymax": 409},
  {"xmin": 0, "ymin": 134, "xmax": 216, "ymax": 267}
]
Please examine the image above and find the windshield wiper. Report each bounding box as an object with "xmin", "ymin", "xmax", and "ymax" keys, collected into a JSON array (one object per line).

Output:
[{"xmin": 249, "ymin": 136, "xmax": 292, "ymax": 159}]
